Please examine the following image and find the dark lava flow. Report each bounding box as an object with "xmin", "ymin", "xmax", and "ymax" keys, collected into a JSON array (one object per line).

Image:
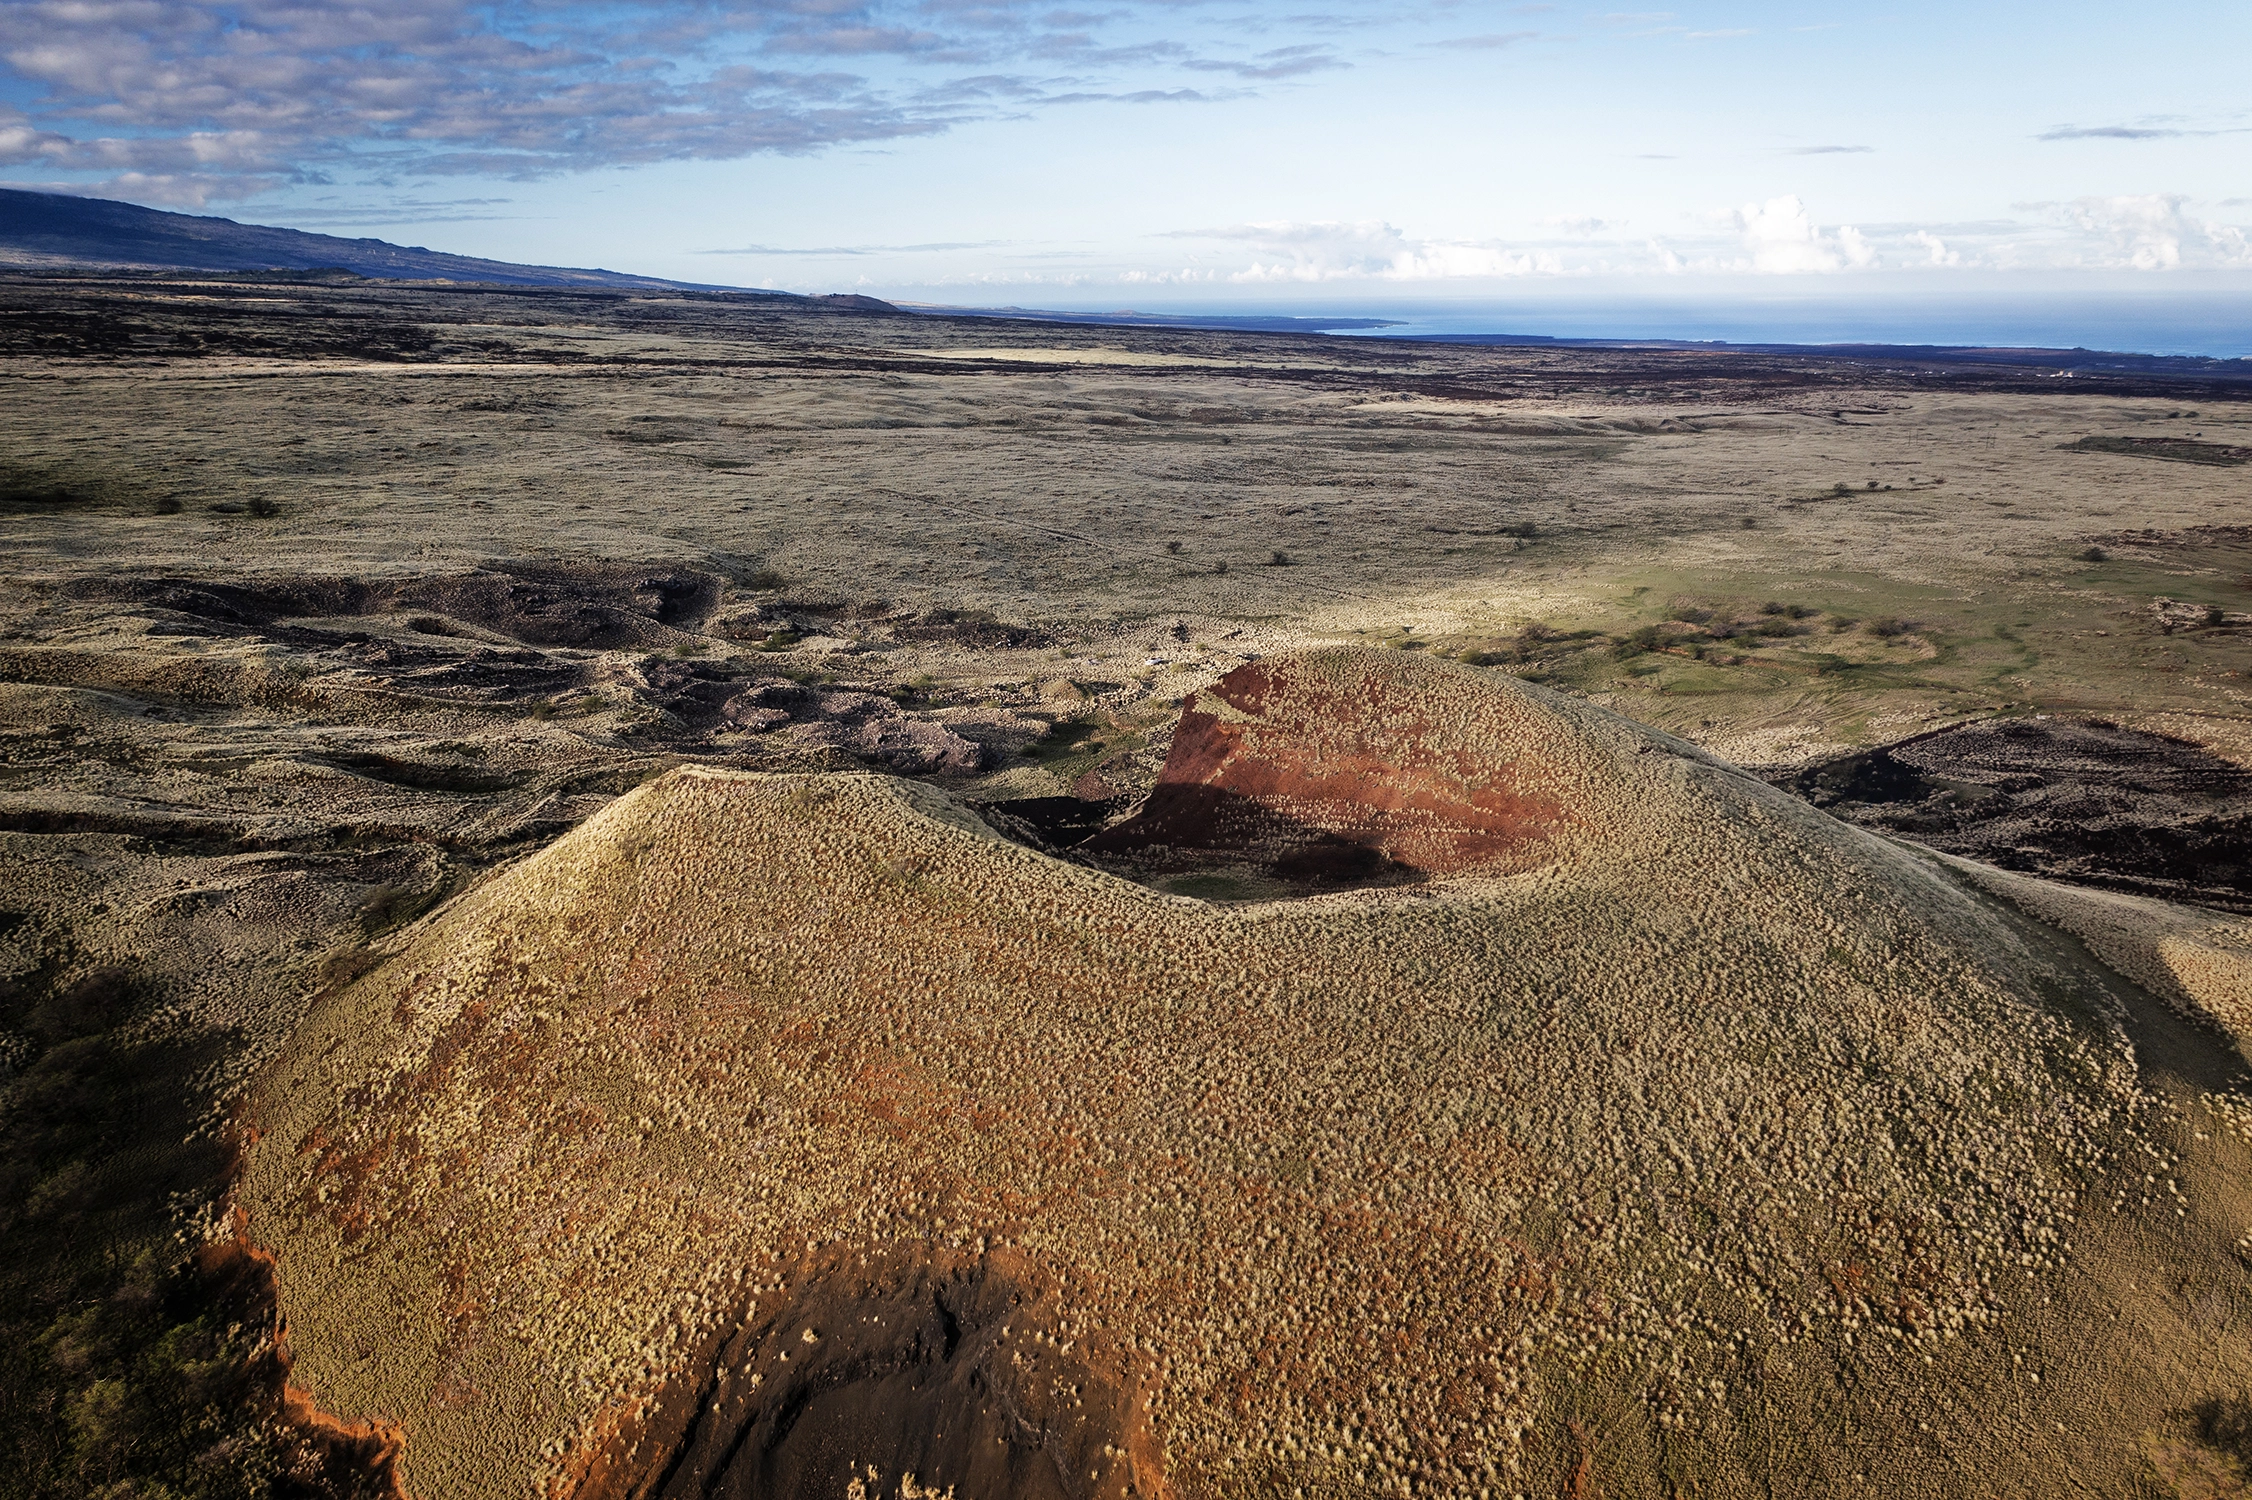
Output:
[{"xmin": 1777, "ymin": 715, "xmax": 2252, "ymax": 912}]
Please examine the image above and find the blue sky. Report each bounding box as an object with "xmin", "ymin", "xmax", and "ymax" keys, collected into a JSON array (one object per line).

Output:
[{"xmin": 3, "ymin": 0, "xmax": 2247, "ymax": 303}]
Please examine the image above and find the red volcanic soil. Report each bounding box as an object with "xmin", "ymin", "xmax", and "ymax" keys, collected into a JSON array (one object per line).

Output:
[{"xmin": 1085, "ymin": 655, "xmax": 1584, "ymax": 884}]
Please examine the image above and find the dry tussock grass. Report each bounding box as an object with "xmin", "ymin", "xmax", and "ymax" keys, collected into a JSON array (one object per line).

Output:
[{"xmin": 234, "ymin": 650, "xmax": 2246, "ymax": 1498}]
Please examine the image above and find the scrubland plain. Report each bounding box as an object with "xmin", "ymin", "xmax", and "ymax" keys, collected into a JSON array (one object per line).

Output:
[{"xmin": 2, "ymin": 274, "xmax": 2249, "ymax": 1498}]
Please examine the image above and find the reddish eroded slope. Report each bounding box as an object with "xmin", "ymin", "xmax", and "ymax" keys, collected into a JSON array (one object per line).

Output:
[{"xmin": 1087, "ymin": 651, "xmax": 1590, "ymax": 882}]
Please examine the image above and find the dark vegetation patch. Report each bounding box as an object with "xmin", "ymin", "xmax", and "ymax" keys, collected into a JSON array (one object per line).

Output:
[
  {"xmin": 311, "ymin": 750, "xmax": 524, "ymax": 795},
  {"xmin": 1450, "ymin": 621, "xmax": 1605, "ymax": 670},
  {"xmin": 1019, "ymin": 718, "xmax": 1104, "ymax": 763},
  {"xmin": 1777, "ymin": 716, "xmax": 2252, "ymax": 912},
  {"xmin": 0, "ymin": 462, "xmax": 162, "ymax": 516},
  {"xmin": 2190, "ymin": 1395, "xmax": 2252, "ymax": 1473},
  {"xmin": 972, "ymin": 795, "xmax": 1129, "ymax": 853},
  {"xmin": 1447, "ymin": 601, "xmax": 1869, "ymax": 676},
  {"xmin": 893, "ymin": 608, "xmax": 1053, "ymax": 650},
  {"xmin": 576, "ymin": 1247, "xmax": 1157, "ymax": 1500},
  {"xmin": 0, "ymin": 806, "xmax": 258, "ymax": 849},
  {"xmin": 0, "ymin": 284, "xmax": 444, "ymax": 362},
  {"xmin": 607, "ymin": 416, "xmax": 707, "ymax": 444},
  {"xmin": 0, "ymin": 949, "xmax": 390, "ymax": 1499},
  {"xmin": 0, "ymin": 476, "xmax": 100, "ymax": 512},
  {"xmin": 397, "ymin": 562, "xmax": 721, "ymax": 647},
  {"xmin": 67, "ymin": 561, "xmax": 724, "ymax": 651},
  {"xmin": 2063, "ymin": 435, "xmax": 2251, "ymax": 466}
]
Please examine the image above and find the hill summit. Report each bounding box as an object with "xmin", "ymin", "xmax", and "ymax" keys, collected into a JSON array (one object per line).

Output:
[{"xmin": 241, "ymin": 648, "xmax": 2252, "ymax": 1498}]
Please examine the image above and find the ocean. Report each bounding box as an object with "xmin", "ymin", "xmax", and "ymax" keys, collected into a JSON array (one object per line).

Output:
[{"xmin": 1002, "ymin": 293, "xmax": 2252, "ymax": 360}]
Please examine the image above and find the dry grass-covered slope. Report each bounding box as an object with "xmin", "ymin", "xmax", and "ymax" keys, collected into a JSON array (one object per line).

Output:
[{"xmin": 240, "ymin": 649, "xmax": 2252, "ymax": 1499}]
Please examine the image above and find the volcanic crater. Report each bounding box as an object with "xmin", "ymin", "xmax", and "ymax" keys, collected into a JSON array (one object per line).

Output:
[{"xmin": 233, "ymin": 649, "xmax": 2252, "ymax": 1500}]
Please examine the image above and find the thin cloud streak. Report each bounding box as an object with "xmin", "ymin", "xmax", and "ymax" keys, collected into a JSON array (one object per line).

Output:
[
  {"xmin": 699, "ymin": 239, "xmax": 1013, "ymax": 254},
  {"xmin": 2040, "ymin": 125, "xmax": 2186, "ymax": 141},
  {"xmin": 1427, "ymin": 31, "xmax": 1541, "ymax": 49}
]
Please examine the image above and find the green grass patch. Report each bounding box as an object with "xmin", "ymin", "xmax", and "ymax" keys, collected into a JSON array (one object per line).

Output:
[{"xmin": 1161, "ymin": 873, "xmax": 1262, "ymax": 902}]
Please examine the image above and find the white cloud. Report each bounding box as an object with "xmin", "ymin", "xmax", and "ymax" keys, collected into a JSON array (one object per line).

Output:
[
  {"xmin": 1174, "ymin": 220, "xmax": 1562, "ymax": 282},
  {"xmin": 1731, "ymin": 194, "xmax": 1874, "ymax": 273},
  {"xmin": 1432, "ymin": 31, "xmax": 1541, "ymax": 49},
  {"xmin": 1908, "ymin": 230, "xmax": 1962, "ymax": 267},
  {"xmin": 1, "ymin": 169, "xmax": 273, "ymax": 206},
  {"xmin": 2060, "ymin": 194, "xmax": 2251, "ymax": 270}
]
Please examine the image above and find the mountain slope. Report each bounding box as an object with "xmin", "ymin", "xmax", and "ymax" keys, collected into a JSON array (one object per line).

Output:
[{"xmin": 0, "ymin": 188, "xmax": 717, "ymax": 288}]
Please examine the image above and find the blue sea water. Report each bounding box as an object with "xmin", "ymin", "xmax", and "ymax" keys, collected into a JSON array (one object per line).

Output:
[{"xmin": 1078, "ymin": 294, "xmax": 2252, "ymax": 360}]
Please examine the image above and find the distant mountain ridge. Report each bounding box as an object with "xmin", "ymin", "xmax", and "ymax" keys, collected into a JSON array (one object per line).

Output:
[{"xmin": 0, "ymin": 188, "xmax": 740, "ymax": 291}]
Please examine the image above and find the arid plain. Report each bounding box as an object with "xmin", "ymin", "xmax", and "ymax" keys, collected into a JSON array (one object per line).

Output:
[{"xmin": 3, "ymin": 274, "xmax": 2251, "ymax": 1499}]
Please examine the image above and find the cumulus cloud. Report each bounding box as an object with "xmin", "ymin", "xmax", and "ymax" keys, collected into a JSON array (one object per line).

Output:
[
  {"xmin": 0, "ymin": 107, "xmax": 275, "ymax": 175},
  {"xmin": 1835, "ymin": 198, "xmax": 2251, "ymax": 272},
  {"xmin": 1732, "ymin": 194, "xmax": 1875, "ymax": 272},
  {"xmin": 1907, "ymin": 230, "xmax": 1961, "ymax": 267},
  {"xmin": 2060, "ymin": 194, "xmax": 2251, "ymax": 270}
]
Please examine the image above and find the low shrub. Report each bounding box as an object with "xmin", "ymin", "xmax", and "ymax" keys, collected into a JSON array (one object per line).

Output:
[{"xmin": 1610, "ymin": 625, "xmax": 1663, "ymax": 660}]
